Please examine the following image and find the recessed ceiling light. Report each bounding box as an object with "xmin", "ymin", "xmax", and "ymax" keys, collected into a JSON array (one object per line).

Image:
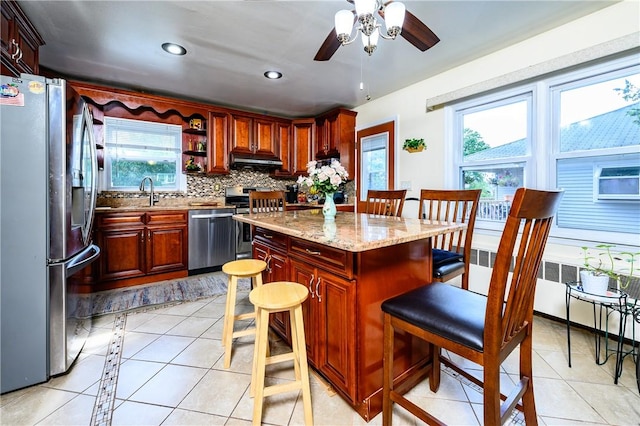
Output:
[
  {"xmin": 264, "ymin": 71, "xmax": 283, "ymax": 80},
  {"xmin": 162, "ymin": 42, "xmax": 187, "ymax": 56}
]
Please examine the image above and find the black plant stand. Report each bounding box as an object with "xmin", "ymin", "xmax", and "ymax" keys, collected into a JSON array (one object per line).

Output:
[{"xmin": 565, "ymin": 281, "xmax": 634, "ymax": 384}]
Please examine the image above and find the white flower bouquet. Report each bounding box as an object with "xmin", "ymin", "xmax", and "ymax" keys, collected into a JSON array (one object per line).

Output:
[{"xmin": 296, "ymin": 159, "xmax": 348, "ymax": 196}]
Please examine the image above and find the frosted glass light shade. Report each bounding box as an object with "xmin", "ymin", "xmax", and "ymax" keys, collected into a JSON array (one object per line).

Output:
[
  {"xmin": 335, "ymin": 10, "xmax": 354, "ymax": 36},
  {"xmin": 355, "ymin": 0, "xmax": 376, "ymax": 16},
  {"xmin": 385, "ymin": 2, "xmax": 405, "ymax": 30},
  {"xmin": 361, "ymin": 27, "xmax": 379, "ymax": 47}
]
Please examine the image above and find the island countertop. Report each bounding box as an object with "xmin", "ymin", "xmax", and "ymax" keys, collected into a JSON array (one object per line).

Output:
[{"xmin": 233, "ymin": 210, "xmax": 465, "ymax": 252}]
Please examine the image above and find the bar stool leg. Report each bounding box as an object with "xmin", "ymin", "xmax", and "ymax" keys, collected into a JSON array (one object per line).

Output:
[
  {"xmin": 292, "ymin": 304, "xmax": 313, "ymax": 425},
  {"xmin": 223, "ymin": 275, "xmax": 239, "ymax": 368},
  {"xmin": 252, "ymin": 307, "xmax": 270, "ymax": 426}
]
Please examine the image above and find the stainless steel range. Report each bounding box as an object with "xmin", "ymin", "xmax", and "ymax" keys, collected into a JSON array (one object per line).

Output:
[{"xmin": 225, "ymin": 186, "xmax": 268, "ymax": 259}]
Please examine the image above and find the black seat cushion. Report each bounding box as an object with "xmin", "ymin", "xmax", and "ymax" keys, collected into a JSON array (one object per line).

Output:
[
  {"xmin": 381, "ymin": 282, "xmax": 486, "ymax": 352},
  {"xmin": 432, "ymin": 249, "xmax": 464, "ymax": 278}
]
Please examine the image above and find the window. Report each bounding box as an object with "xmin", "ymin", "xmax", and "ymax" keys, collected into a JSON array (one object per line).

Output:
[
  {"xmin": 360, "ymin": 133, "xmax": 388, "ymax": 199},
  {"xmin": 104, "ymin": 117, "xmax": 184, "ymax": 191},
  {"xmin": 453, "ymin": 91, "xmax": 532, "ymax": 226},
  {"xmin": 449, "ymin": 54, "xmax": 640, "ymax": 244}
]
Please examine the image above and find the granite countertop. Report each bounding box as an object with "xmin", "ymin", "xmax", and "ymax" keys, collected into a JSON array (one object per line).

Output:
[
  {"xmin": 233, "ymin": 210, "xmax": 466, "ymax": 252},
  {"xmin": 95, "ymin": 199, "xmax": 234, "ymax": 213}
]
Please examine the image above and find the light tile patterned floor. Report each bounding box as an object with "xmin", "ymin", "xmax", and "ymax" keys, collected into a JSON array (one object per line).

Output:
[{"xmin": 1, "ymin": 287, "xmax": 639, "ymax": 425}]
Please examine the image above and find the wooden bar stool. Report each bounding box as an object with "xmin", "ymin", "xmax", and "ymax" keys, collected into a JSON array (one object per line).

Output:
[
  {"xmin": 249, "ymin": 281, "xmax": 312, "ymax": 426},
  {"xmin": 221, "ymin": 258, "xmax": 267, "ymax": 369}
]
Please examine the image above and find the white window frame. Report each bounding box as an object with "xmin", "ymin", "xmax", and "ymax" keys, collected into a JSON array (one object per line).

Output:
[
  {"xmin": 595, "ymin": 165, "xmax": 640, "ymax": 201},
  {"xmin": 446, "ymin": 54, "xmax": 639, "ymax": 246},
  {"xmin": 101, "ymin": 117, "xmax": 186, "ymax": 192}
]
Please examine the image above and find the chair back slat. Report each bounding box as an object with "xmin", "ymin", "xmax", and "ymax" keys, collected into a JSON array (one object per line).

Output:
[
  {"xmin": 365, "ymin": 190, "xmax": 407, "ymax": 217},
  {"xmin": 484, "ymin": 188, "xmax": 563, "ymax": 352},
  {"xmin": 249, "ymin": 190, "xmax": 286, "ymax": 213},
  {"xmin": 418, "ymin": 189, "xmax": 481, "ymax": 255}
]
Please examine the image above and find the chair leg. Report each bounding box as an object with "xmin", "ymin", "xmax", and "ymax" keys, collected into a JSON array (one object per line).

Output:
[
  {"xmin": 252, "ymin": 308, "xmax": 270, "ymax": 426},
  {"xmin": 430, "ymin": 346, "xmax": 441, "ymax": 392},
  {"xmin": 223, "ymin": 276, "xmax": 239, "ymax": 369},
  {"xmin": 382, "ymin": 314, "xmax": 394, "ymax": 426},
  {"xmin": 293, "ymin": 304, "xmax": 313, "ymax": 426},
  {"xmin": 482, "ymin": 358, "xmax": 502, "ymax": 425},
  {"xmin": 520, "ymin": 330, "xmax": 538, "ymax": 425},
  {"xmin": 250, "ymin": 303, "xmax": 260, "ymax": 398}
]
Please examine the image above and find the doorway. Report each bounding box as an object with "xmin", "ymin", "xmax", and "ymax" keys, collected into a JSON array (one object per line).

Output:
[{"xmin": 356, "ymin": 120, "xmax": 396, "ymax": 212}]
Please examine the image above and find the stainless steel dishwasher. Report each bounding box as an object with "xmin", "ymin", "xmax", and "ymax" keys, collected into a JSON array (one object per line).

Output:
[{"xmin": 188, "ymin": 208, "xmax": 236, "ymax": 273}]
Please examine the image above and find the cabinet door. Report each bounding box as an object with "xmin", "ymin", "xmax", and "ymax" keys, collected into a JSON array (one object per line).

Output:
[
  {"xmin": 317, "ymin": 271, "xmax": 356, "ymax": 400},
  {"xmin": 254, "ymin": 118, "xmax": 277, "ymax": 157},
  {"xmin": 273, "ymin": 121, "xmax": 292, "ymax": 176},
  {"xmin": 268, "ymin": 249, "xmax": 291, "ymax": 342},
  {"xmin": 97, "ymin": 228, "xmax": 146, "ymax": 281},
  {"xmin": 208, "ymin": 111, "xmax": 229, "ymax": 174},
  {"xmin": 146, "ymin": 225, "xmax": 188, "ymax": 274},
  {"xmin": 291, "ymin": 259, "xmax": 318, "ymax": 365},
  {"xmin": 230, "ymin": 114, "xmax": 253, "ymax": 154},
  {"xmin": 292, "ymin": 119, "xmax": 314, "ymax": 175}
]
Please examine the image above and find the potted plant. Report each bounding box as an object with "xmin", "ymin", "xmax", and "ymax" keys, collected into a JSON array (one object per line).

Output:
[
  {"xmin": 403, "ymin": 138, "xmax": 426, "ymax": 153},
  {"xmin": 580, "ymin": 244, "xmax": 639, "ymax": 295}
]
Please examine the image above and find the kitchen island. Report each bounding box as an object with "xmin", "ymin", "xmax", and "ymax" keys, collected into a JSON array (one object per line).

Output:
[{"xmin": 233, "ymin": 210, "xmax": 465, "ymax": 421}]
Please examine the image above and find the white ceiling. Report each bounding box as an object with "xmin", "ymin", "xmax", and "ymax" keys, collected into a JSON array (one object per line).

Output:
[{"xmin": 20, "ymin": 0, "xmax": 617, "ymax": 118}]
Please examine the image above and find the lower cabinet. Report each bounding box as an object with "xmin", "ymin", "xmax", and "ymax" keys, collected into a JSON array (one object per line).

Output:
[
  {"xmin": 290, "ymin": 258, "xmax": 356, "ymax": 401},
  {"xmin": 95, "ymin": 211, "xmax": 188, "ymax": 288},
  {"xmin": 252, "ymin": 229, "xmax": 291, "ymax": 342}
]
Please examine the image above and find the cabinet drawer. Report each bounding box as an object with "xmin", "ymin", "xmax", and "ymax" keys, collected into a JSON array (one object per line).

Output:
[
  {"xmin": 289, "ymin": 237, "xmax": 353, "ymax": 279},
  {"xmin": 254, "ymin": 226, "xmax": 288, "ymax": 250},
  {"xmin": 96, "ymin": 212, "xmax": 145, "ymax": 228},
  {"xmin": 146, "ymin": 211, "xmax": 187, "ymax": 225}
]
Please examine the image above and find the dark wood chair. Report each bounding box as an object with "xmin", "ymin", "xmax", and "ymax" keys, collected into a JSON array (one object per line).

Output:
[
  {"xmin": 249, "ymin": 190, "xmax": 286, "ymax": 213},
  {"xmin": 382, "ymin": 188, "xmax": 563, "ymax": 426},
  {"xmin": 365, "ymin": 189, "xmax": 407, "ymax": 217},
  {"xmin": 418, "ymin": 189, "xmax": 481, "ymax": 290}
]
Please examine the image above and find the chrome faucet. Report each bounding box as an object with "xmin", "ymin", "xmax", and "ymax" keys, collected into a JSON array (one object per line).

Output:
[{"xmin": 139, "ymin": 176, "xmax": 158, "ymax": 206}]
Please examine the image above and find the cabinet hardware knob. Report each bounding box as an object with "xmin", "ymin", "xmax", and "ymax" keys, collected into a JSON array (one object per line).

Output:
[
  {"xmin": 15, "ymin": 47, "xmax": 22, "ymax": 62},
  {"xmin": 263, "ymin": 234, "xmax": 273, "ymax": 239},
  {"xmin": 305, "ymin": 248, "xmax": 321, "ymax": 255},
  {"xmin": 10, "ymin": 39, "xmax": 19, "ymax": 59},
  {"xmin": 265, "ymin": 254, "xmax": 272, "ymax": 273}
]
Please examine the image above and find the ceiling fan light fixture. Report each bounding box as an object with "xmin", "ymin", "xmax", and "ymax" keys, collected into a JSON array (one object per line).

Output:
[
  {"xmin": 354, "ymin": 0, "xmax": 376, "ymax": 17},
  {"xmin": 161, "ymin": 42, "xmax": 187, "ymax": 56},
  {"xmin": 361, "ymin": 28, "xmax": 379, "ymax": 55},
  {"xmin": 335, "ymin": 9, "xmax": 354, "ymax": 42},
  {"xmin": 264, "ymin": 71, "xmax": 283, "ymax": 80},
  {"xmin": 384, "ymin": 2, "xmax": 405, "ymax": 38}
]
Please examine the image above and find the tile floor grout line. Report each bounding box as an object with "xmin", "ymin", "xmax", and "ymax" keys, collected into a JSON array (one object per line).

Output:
[{"xmin": 90, "ymin": 312, "xmax": 127, "ymax": 426}]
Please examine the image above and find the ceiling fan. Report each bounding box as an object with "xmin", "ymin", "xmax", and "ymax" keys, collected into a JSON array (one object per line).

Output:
[{"xmin": 314, "ymin": 0, "xmax": 440, "ymax": 61}]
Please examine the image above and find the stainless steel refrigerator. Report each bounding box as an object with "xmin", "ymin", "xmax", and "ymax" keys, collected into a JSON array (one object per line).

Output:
[{"xmin": 1, "ymin": 74, "xmax": 100, "ymax": 393}]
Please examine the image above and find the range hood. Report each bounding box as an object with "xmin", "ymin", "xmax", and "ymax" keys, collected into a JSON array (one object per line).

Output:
[{"xmin": 229, "ymin": 152, "xmax": 283, "ymax": 170}]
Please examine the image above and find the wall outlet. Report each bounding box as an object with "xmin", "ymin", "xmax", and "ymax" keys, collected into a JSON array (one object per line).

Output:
[{"xmin": 214, "ymin": 183, "xmax": 221, "ymax": 191}]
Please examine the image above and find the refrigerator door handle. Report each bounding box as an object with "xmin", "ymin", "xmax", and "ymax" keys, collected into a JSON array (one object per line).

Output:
[
  {"xmin": 66, "ymin": 244, "xmax": 100, "ymax": 276},
  {"xmin": 81, "ymin": 103, "xmax": 98, "ymax": 245}
]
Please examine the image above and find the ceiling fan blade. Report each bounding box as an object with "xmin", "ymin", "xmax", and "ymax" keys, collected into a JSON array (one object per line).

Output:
[
  {"xmin": 399, "ymin": 9, "xmax": 440, "ymax": 52},
  {"xmin": 314, "ymin": 28, "xmax": 341, "ymax": 61}
]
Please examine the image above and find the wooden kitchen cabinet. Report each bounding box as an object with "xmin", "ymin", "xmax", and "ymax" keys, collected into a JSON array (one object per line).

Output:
[
  {"xmin": 1, "ymin": 0, "xmax": 44, "ymax": 77},
  {"xmin": 252, "ymin": 227, "xmax": 291, "ymax": 342},
  {"xmin": 290, "ymin": 257, "xmax": 356, "ymax": 400},
  {"xmin": 315, "ymin": 108, "xmax": 357, "ymax": 178},
  {"xmin": 95, "ymin": 210, "xmax": 188, "ymax": 290},
  {"xmin": 291, "ymin": 118, "xmax": 315, "ymax": 176},
  {"xmin": 272, "ymin": 121, "xmax": 292, "ymax": 177},
  {"xmin": 230, "ymin": 114, "xmax": 278, "ymax": 158},
  {"xmin": 182, "ymin": 115, "xmax": 208, "ymax": 174},
  {"xmin": 207, "ymin": 110, "xmax": 230, "ymax": 174}
]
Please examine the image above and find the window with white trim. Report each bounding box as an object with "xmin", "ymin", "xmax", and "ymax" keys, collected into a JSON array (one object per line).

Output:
[
  {"xmin": 104, "ymin": 117, "xmax": 185, "ymax": 191},
  {"xmin": 449, "ymin": 55, "xmax": 640, "ymax": 244}
]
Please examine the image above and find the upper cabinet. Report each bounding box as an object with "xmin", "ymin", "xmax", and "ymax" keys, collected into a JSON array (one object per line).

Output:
[
  {"xmin": 207, "ymin": 111, "xmax": 230, "ymax": 174},
  {"xmin": 1, "ymin": 0, "xmax": 44, "ymax": 77},
  {"xmin": 272, "ymin": 121, "xmax": 293, "ymax": 177},
  {"xmin": 291, "ymin": 119, "xmax": 315, "ymax": 176},
  {"xmin": 315, "ymin": 108, "xmax": 357, "ymax": 179},
  {"xmin": 230, "ymin": 113, "xmax": 279, "ymax": 158}
]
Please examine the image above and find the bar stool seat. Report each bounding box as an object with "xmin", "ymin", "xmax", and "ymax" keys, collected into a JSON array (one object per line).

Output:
[
  {"xmin": 249, "ymin": 281, "xmax": 313, "ymax": 426},
  {"xmin": 221, "ymin": 259, "xmax": 267, "ymax": 369}
]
